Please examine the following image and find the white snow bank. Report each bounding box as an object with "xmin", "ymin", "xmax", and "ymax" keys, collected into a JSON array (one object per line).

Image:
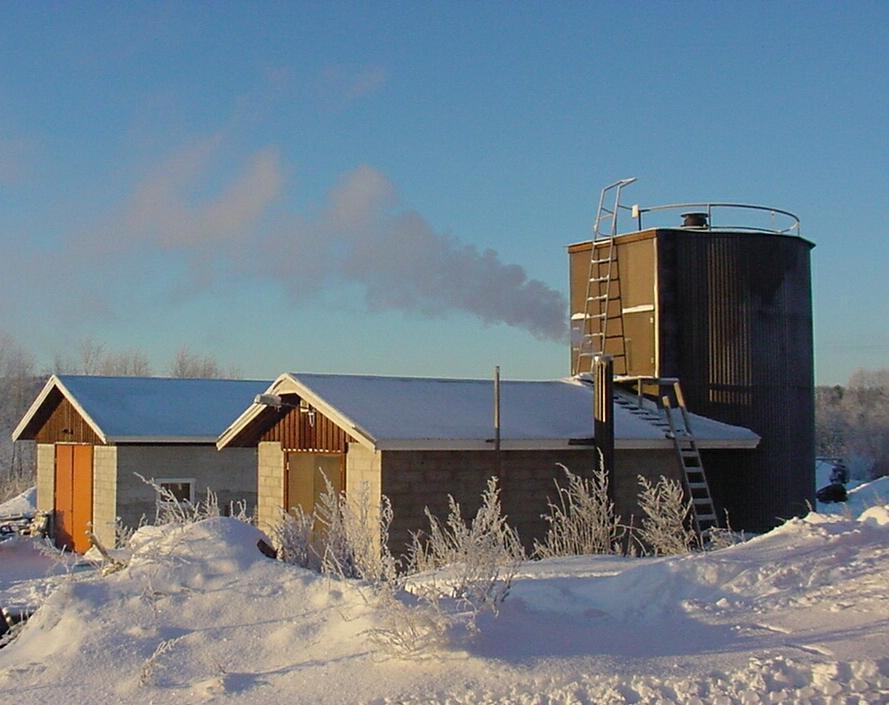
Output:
[
  {"xmin": 0, "ymin": 487, "xmax": 36, "ymax": 517},
  {"xmin": 859, "ymin": 504, "xmax": 889, "ymax": 526},
  {"xmin": 0, "ymin": 536, "xmax": 86, "ymax": 614},
  {"xmin": 1, "ymin": 514, "xmax": 888, "ymax": 704}
]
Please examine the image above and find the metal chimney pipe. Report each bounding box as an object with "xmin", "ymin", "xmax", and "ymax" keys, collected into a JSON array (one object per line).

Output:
[{"xmin": 593, "ymin": 355, "xmax": 614, "ymax": 496}]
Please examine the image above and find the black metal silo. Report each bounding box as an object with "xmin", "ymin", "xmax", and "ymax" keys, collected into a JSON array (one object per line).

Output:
[{"xmin": 656, "ymin": 229, "xmax": 815, "ymax": 531}]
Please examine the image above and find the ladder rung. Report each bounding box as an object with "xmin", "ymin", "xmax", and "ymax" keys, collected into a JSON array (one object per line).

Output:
[
  {"xmin": 697, "ymin": 514, "xmax": 718, "ymax": 521},
  {"xmin": 693, "ymin": 498, "xmax": 713, "ymax": 506},
  {"xmin": 688, "ymin": 482, "xmax": 708, "ymax": 489}
]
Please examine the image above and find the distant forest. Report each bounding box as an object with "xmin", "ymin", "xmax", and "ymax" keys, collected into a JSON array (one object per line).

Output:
[{"xmin": 815, "ymin": 368, "xmax": 889, "ymax": 481}]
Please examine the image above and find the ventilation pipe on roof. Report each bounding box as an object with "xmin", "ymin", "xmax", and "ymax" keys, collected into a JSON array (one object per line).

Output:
[
  {"xmin": 493, "ymin": 366, "xmax": 502, "ymax": 480},
  {"xmin": 593, "ymin": 355, "xmax": 614, "ymax": 494}
]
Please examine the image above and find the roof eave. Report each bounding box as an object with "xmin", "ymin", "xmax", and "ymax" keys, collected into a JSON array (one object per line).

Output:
[
  {"xmin": 373, "ymin": 437, "xmax": 760, "ymax": 451},
  {"xmin": 109, "ymin": 436, "xmax": 219, "ymax": 445}
]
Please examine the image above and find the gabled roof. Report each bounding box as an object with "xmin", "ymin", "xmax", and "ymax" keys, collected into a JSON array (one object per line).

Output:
[
  {"xmin": 13, "ymin": 375, "xmax": 271, "ymax": 444},
  {"xmin": 218, "ymin": 372, "xmax": 760, "ymax": 451}
]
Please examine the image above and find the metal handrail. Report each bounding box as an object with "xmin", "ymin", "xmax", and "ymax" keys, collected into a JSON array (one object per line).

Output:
[{"xmin": 632, "ymin": 202, "xmax": 801, "ymax": 236}]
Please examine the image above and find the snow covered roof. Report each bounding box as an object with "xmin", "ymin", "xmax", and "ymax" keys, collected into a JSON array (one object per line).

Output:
[
  {"xmin": 13, "ymin": 375, "xmax": 271, "ymax": 444},
  {"xmin": 218, "ymin": 372, "xmax": 760, "ymax": 451}
]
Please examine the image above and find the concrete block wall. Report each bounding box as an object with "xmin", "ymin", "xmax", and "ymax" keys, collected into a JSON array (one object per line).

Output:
[
  {"xmin": 91, "ymin": 446, "xmax": 118, "ymax": 548},
  {"xmin": 345, "ymin": 442, "xmax": 383, "ymax": 540},
  {"xmin": 612, "ymin": 449, "xmax": 684, "ymax": 526},
  {"xmin": 257, "ymin": 441, "xmax": 284, "ymax": 534},
  {"xmin": 115, "ymin": 445, "xmax": 258, "ymax": 531},
  {"xmin": 381, "ymin": 449, "xmax": 598, "ymax": 554},
  {"xmin": 36, "ymin": 443, "xmax": 54, "ymax": 513},
  {"xmin": 380, "ymin": 448, "xmax": 684, "ymax": 555}
]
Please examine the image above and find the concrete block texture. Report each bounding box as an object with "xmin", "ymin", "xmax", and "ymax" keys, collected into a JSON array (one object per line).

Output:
[
  {"xmin": 91, "ymin": 446, "xmax": 118, "ymax": 548},
  {"xmin": 380, "ymin": 448, "xmax": 684, "ymax": 555},
  {"xmin": 115, "ymin": 445, "xmax": 258, "ymax": 531},
  {"xmin": 257, "ymin": 441, "xmax": 284, "ymax": 533},
  {"xmin": 36, "ymin": 444, "xmax": 55, "ymax": 513},
  {"xmin": 345, "ymin": 442, "xmax": 383, "ymax": 536},
  {"xmin": 381, "ymin": 449, "xmax": 597, "ymax": 555}
]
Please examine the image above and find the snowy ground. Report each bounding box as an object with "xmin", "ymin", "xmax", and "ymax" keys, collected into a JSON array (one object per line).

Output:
[
  {"xmin": 0, "ymin": 487, "xmax": 36, "ymax": 518},
  {"xmin": 1, "ymin": 506, "xmax": 888, "ymax": 704}
]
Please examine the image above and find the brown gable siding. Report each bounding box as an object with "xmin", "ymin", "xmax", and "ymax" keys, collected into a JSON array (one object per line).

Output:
[
  {"xmin": 34, "ymin": 392, "xmax": 104, "ymax": 445},
  {"xmin": 260, "ymin": 399, "xmax": 354, "ymax": 452}
]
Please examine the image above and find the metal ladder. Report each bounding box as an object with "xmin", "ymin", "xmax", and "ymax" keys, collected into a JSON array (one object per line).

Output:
[
  {"xmin": 574, "ymin": 178, "xmax": 635, "ymax": 376},
  {"xmin": 660, "ymin": 381, "xmax": 719, "ymax": 538},
  {"xmin": 616, "ymin": 377, "xmax": 719, "ymax": 539}
]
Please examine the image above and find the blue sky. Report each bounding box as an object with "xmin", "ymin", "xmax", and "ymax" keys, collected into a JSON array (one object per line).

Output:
[{"xmin": 1, "ymin": 2, "xmax": 887, "ymax": 384}]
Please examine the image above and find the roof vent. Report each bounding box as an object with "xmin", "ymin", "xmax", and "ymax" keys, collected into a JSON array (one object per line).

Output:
[{"xmin": 681, "ymin": 212, "xmax": 709, "ymax": 228}]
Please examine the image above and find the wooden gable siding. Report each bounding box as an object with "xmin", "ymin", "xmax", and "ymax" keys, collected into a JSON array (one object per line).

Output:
[
  {"xmin": 34, "ymin": 392, "xmax": 104, "ymax": 445},
  {"xmin": 260, "ymin": 400, "xmax": 353, "ymax": 452}
]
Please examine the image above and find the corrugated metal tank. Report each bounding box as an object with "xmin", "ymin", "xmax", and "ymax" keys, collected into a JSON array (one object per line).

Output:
[
  {"xmin": 569, "ymin": 227, "xmax": 815, "ymax": 532},
  {"xmin": 658, "ymin": 229, "xmax": 815, "ymax": 532}
]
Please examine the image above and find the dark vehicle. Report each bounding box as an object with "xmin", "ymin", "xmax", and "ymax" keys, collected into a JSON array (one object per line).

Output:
[{"xmin": 816, "ymin": 483, "xmax": 848, "ymax": 503}]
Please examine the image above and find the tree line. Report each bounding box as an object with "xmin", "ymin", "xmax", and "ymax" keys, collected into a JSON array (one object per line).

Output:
[
  {"xmin": 815, "ymin": 368, "xmax": 889, "ymax": 481},
  {"xmin": 1, "ymin": 330, "xmax": 240, "ymax": 499}
]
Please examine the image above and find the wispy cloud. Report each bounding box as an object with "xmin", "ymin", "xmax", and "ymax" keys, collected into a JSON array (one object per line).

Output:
[
  {"xmin": 251, "ymin": 165, "xmax": 567, "ymax": 341},
  {"xmin": 119, "ymin": 136, "xmax": 283, "ymax": 251},
  {"xmin": 0, "ymin": 137, "xmax": 32, "ymax": 185},
  {"xmin": 317, "ymin": 64, "xmax": 389, "ymax": 106},
  {"xmin": 6, "ymin": 139, "xmax": 565, "ymax": 343}
]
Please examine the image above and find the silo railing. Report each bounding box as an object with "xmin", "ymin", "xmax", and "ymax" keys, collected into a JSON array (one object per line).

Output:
[{"xmin": 628, "ymin": 202, "xmax": 801, "ymax": 236}]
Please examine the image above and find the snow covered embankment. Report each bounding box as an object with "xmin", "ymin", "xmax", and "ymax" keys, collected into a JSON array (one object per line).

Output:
[{"xmin": 1, "ymin": 510, "xmax": 888, "ymax": 704}]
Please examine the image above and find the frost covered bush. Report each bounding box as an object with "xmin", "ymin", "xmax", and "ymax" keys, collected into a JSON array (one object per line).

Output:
[
  {"xmin": 534, "ymin": 461, "xmax": 625, "ymax": 558},
  {"xmin": 272, "ymin": 475, "xmax": 398, "ymax": 585},
  {"xmin": 314, "ymin": 476, "xmax": 398, "ymax": 584},
  {"xmin": 635, "ymin": 475, "xmax": 696, "ymax": 555},
  {"xmin": 407, "ymin": 476, "xmax": 524, "ymax": 617},
  {"xmin": 271, "ymin": 504, "xmax": 315, "ymax": 569},
  {"xmin": 368, "ymin": 476, "xmax": 523, "ymax": 655}
]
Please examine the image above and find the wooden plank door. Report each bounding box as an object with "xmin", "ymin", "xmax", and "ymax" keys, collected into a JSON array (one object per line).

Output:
[
  {"xmin": 285, "ymin": 452, "xmax": 344, "ymax": 516},
  {"xmin": 71, "ymin": 445, "xmax": 93, "ymax": 553},
  {"xmin": 53, "ymin": 445, "xmax": 74, "ymax": 551},
  {"xmin": 53, "ymin": 445, "xmax": 93, "ymax": 553}
]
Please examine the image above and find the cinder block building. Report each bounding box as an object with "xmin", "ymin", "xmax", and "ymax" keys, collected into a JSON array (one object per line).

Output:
[
  {"xmin": 218, "ymin": 372, "xmax": 759, "ymax": 553},
  {"xmin": 13, "ymin": 375, "xmax": 269, "ymax": 552}
]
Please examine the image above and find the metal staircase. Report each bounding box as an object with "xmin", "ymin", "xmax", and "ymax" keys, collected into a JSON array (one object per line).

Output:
[
  {"xmin": 573, "ymin": 178, "xmax": 635, "ymax": 376},
  {"xmin": 615, "ymin": 377, "xmax": 720, "ymax": 539}
]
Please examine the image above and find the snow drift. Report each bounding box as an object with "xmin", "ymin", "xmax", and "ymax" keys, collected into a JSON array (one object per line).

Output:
[{"xmin": 1, "ymin": 511, "xmax": 888, "ymax": 704}]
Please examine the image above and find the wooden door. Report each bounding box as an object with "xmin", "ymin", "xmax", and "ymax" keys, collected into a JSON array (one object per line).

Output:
[
  {"xmin": 53, "ymin": 445, "xmax": 93, "ymax": 553},
  {"xmin": 54, "ymin": 445, "xmax": 74, "ymax": 550},
  {"xmin": 285, "ymin": 452, "xmax": 344, "ymax": 516}
]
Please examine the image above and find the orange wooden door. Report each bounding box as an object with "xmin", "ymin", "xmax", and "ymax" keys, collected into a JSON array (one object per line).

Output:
[
  {"xmin": 53, "ymin": 445, "xmax": 74, "ymax": 551},
  {"xmin": 53, "ymin": 445, "xmax": 93, "ymax": 553},
  {"xmin": 71, "ymin": 445, "xmax": 93, "ymax": 553}
]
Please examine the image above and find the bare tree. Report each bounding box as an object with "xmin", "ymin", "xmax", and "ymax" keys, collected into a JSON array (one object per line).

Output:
[
  {"xmin": 168, "ymin": 346, "xmax": 239, "ymax": 379},
  {"xmin": 0, "ymin": 331, "xmax": 40, "ymax": 498},
  {"xmin": 53, "ymin": 337, "xmax": 153, "ymax": 377},
  {"xmin": 815, "ymin": 368, "xmax": 889, "ymax": 480}
]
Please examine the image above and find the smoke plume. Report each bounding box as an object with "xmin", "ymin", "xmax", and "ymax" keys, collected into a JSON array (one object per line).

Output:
[{"xmin": 255, "ymin": 165, "xmax": 568, "ymax": 342}]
